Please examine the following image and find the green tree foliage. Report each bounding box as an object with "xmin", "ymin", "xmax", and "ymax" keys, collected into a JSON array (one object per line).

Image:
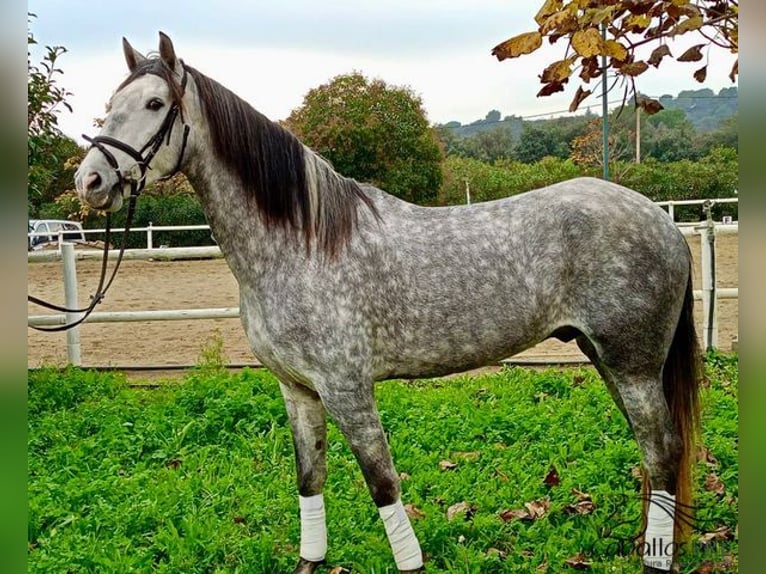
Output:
[
  {"xmin": 436, "ymin": 126, "xmax": 515, "ymax": 163},
  {"xmin": 39, "ymin": 190, "xmax": 212, "ymax": 249},
  {"xmin": 285, "ymin": 72, "xmax": 443, "ymax": 204},
  {"xmin": 28, "ymin": 14, "xmax": 82, "ymax": 214},
  {"xmin": 438, "ymin": 148, "xmax": 737, "ymax": 221},
  {"xmin": 513, "ymin": 125, "xmax": 569, "ymax": 163},
  {"xmin": 619, "ymin": 146, "xmax": 738, "ymax": 220},
  {"xmin": 439, "ymin": 156, "xmax": 583, "ymax": 205}
]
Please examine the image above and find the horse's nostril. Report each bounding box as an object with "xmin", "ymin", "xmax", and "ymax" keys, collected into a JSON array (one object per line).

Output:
[{"xmin": 84, "ymin": 172, "xmax": 102, "ymax": 192}]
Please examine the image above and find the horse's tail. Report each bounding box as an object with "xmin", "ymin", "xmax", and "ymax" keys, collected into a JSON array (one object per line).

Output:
[{"xmin": 661, "ymin": 262, "xmax": 702, "ymax": 544}]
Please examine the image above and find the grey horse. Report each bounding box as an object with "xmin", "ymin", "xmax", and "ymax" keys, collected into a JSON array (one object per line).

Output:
[{"xmin": 75, "ymin": 33, "xmax": 701, "ymax": 574}]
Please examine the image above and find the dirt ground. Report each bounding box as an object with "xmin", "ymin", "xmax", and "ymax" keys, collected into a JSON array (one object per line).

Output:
[{"xmin": 27, "ymin": 233, "xmax": 738, "ymax": 370}]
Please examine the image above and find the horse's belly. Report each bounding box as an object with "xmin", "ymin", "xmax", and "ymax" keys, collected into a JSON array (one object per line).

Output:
[{"xmin": 373, "ymin": 311, "xmax": 549, "ymax": 380}]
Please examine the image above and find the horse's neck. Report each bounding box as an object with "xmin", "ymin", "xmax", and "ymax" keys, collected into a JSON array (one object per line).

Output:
[{"xmin": 183, "ymin": 149, "xmax": 274, "ymax": 281}]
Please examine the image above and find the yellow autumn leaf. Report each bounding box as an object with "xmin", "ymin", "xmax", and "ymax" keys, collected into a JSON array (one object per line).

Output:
[
  {"xmin": 586, "ymin": 6, "xmax": 614, "ymax": 26},
  {"xmin": 541, "ymin": 10, "xmax": 576, "ymax": 36},
  {"xmin": 571, "ymin": 28, "xmax": 603, "ymax": 58},
  {"xmin": 492, "ymin": 31, "xmax": 543, "ymax": 61},
  {"xmin": 534, "ymin": 0, "xmax": 563, "ymax": 27},
  {"xmin": 625, "ymin": 13, "xmax": 651, "ymax": 30},
  {"xmin": 602, "ymin": 40, "xmax": 628, "ymax": 61},
  {"xmin": 671, "ymin": 15, "xmax": 703, "ymax": 36},
  {"xmin": 540, "ymin": 58, "xmax": 576, "ymax": 83},
  {"xmin": 620, "ymin": 61, "xmax": 649, "ymax": 76}
]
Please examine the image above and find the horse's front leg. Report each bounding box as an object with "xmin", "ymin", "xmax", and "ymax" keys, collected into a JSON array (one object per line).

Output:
[
  {"xmin": 322, "ymin": 388, "xmax": 425, "ymax": 573},
  {"xmin": 280, "ymin": 381, "xmax": 329, "ymax": 574}
]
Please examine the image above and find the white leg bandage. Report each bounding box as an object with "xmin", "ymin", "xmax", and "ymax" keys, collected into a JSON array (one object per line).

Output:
[
  {"xmin": 299, "ymin": 494, "xmax": 327, "ymax": 562},
  {"xmin": 378, "ymin": 499, "xmax": 423, "ymax": 570},
  {"xmin": 643, "ymin": 490, "xmax": 676, "ymax": 571}
]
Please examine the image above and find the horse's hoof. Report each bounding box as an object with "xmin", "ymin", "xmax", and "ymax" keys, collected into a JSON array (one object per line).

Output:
[{"xmin": 293, "ymin": 557, "xmax": 326, "ymax": 574}]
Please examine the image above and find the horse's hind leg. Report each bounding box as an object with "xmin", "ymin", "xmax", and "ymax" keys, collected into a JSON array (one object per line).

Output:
[
  {"xmin": 609, "ymin": 371, "xmax": 684, "ymax": 573},
  {"xmin": 279, "ymin": 381, "xmax": 329, "ymax": 574},
  {"xmin": 579, "ymin": 336, "xmax": 685, "ymax": 573},
  {"xmin": 321, "ymin": 387, "xmax": 424, "ymax": 573},
  {"xmin": 576, "ymin": 335, "xmax": 630, "ymax": 422}
]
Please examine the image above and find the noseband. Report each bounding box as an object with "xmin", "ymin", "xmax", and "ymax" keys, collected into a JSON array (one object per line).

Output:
[{"xmin": 28, "ymin": 63, "xmax": 191, "ymax": 333}]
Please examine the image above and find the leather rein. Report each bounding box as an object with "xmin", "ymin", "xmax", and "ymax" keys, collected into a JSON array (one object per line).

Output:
[{"xmin": 28, "ymin": 64, "xmax": 190, "ymax": 332}]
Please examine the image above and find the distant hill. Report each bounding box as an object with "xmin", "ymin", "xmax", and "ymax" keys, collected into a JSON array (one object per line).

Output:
[
  {"xmin": 439, "ymin": 87, "xmax": 737, "ymax": 136},
  {"xmin": 441, "ymin": 110, "xmax": 524, "ymax": 140},
  {"xmin": 657, "ymin": 87, "xmax": 737, "ymax": 132}
]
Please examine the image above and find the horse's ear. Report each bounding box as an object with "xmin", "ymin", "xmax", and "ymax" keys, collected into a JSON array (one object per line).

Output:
[
  {"xmin": 158, "ymin": 31, "xmax": 179, "ymax": 72},
  {"xmin": 122, "ymin": 37, "xmax": 146, "ymax": 72}
]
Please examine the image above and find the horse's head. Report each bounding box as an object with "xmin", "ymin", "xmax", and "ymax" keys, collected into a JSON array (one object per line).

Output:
[{"xmin": 75, "ymin": 32, "xmax": 190, "ymax": 212}]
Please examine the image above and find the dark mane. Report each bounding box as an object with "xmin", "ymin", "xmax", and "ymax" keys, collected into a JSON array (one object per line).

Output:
[{"xmin": 185, "ymin": 65, "xmax": 378, "ymax": 256}]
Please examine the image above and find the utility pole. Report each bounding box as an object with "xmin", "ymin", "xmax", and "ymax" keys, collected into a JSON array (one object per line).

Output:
[
  {"xmin": 600, "ymin": 23, "xmax": 610, "ymax": 181},
  {"xmin": 636, "ymin": 105, "xmax": 641, "ymax": 164}
]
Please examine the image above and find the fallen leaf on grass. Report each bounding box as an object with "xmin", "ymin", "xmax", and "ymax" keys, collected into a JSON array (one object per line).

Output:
[
  {"xmin": 404, "ymin": 503, "xmax": 426, "ymax": 520},
  {"xmin": 536, "ymin": 561, "xmax": 549, "ymax": 572},
  {"xmin": 439, "ymin": 459, "xmax": 458, "ymax": 471},
  {"xmin": 525, "ymin": 498, "xmax": 550, "ymax": 519},
  {"xmin": 697, "ymin": 446, "xmax": 719, "ymax": 466},
  {"xmin": 399, "ymin": 472, "xmax": 411, "ymax": 481},
  {"xmin": 698, "ymin": 525, "xmax": 732, "ymax": 545},
  {"xmin": 499, "ymin": 508, "xmax": 531, "ymax": 521},
  {"xmin": 704, "ymin": 473, "xmax": 726, "ymax": 496},
  {"xmin": 499, "ymin": 498, "xmax": 550, "ymax": 522},
  {"xmin": 565, "ymin": 552, "xmax": 592, "ymax": 569},
  {"xmin": 564, "ymin": 488, "xmax": 596, "ymax": 515},
  {"xmin": 329, "ymin": 567, "xmax": 350, "ymax": 574},
  {"xmin": 565, "ymin": 500, "xmax": 596, "ymax": 515},
  {"xmin": 543, "ymin": 465, "xmax": 560, "ymax": 487},
  {"xmin": 447, "ymin": 501, "xmax": 477, "ymax": 522}
]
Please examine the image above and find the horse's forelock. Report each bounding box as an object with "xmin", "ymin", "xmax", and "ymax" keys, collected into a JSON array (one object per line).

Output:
[{"xmin": 116, "ymin": 58, "xmax": 185, "ymax": 108}]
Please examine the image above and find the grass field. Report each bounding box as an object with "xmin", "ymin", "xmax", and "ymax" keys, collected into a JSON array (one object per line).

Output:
[{"xmin": 28, "ymin": 352, "xmax": 738, "ymax": 573}]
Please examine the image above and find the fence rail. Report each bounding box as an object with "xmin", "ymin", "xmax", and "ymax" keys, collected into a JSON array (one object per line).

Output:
[
  {"xmin": 29, "ymin": 197, "xmax": 737, "ymax": 253},
  {"xmin": 29, "ymin": 214, "xmax": 738, "ymax": 366}
]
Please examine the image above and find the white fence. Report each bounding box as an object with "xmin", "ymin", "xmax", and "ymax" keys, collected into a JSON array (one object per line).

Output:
[
  {"xmin": 28, "ymin": 200, "xmax": 738, "ymax": 366},
  {"xmin": 29, "ymin": 197, "xmax": 737, "ymax": 253}
]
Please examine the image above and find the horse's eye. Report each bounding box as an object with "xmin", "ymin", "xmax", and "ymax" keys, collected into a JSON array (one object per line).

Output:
[{"xmin": 146, "ymin": 98, "xmax": 164, "ymax": 111}]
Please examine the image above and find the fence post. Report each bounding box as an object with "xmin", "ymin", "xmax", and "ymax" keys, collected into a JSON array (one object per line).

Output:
[
  {"xmin": 147, "ymin": 222, "xmax": 153, "ymax": 250},
  {"xmin": 667, "ymin": 202, "xmax": 674, "ymax": 222},
  {"xmin": 698, "ymin": 201, "xmax": 717, "ymax": 351},
  {"xmin": 61, "ymin": 242, "xmax": 82, "ymax": 366}
]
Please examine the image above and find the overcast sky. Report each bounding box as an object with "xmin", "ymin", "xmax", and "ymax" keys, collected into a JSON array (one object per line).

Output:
[{"xmin": 28, "ymin": 0, "xmax": 737, "ymax": 145}]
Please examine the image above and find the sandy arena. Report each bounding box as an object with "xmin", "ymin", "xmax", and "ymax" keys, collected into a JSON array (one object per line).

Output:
[{"xmin": 28, "ymin": 233, "xmax": 738, "ymax": 371}]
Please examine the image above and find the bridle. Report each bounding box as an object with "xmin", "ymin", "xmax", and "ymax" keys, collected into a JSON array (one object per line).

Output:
[{"xmin": 28, "ymin": 63, "xmax": 191, "ymax": 333}]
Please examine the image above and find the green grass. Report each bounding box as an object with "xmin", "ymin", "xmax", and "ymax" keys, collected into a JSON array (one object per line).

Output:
[{"xmin": 28, "ymin": 353, "xmax": 738, "ymax": 573}]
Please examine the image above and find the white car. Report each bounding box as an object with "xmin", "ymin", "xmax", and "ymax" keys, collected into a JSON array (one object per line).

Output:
[{"xmin": 28, "ymin": 219, "xmax": 87, "ymax": 251}]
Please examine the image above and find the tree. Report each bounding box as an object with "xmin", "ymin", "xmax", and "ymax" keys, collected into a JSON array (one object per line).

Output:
[
  {"xmin": 285, "ymin": 72, "xmax": 443, "ymax": 204},
  {"xmin": 492, "ymin": 1, "xmax": 738, "ymax": 114},
  {"xmin": 514, "ymin": 125, "xmax": 570, "ymax": 163},
  {"xmin": 571, "ymin": 118, "xmax": 634, "ymax": 181},
  {"xmin": 28, "ymin": 13, "xmax": 80, "ymax": 214}
]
